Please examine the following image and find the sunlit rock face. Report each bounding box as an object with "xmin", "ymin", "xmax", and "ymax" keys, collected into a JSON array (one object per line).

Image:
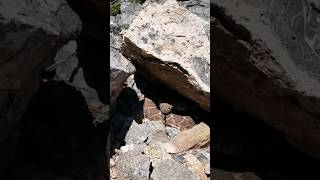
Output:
[{"xmin": 121, "ymin": 0, "xmax": 210, "ymax": 112}]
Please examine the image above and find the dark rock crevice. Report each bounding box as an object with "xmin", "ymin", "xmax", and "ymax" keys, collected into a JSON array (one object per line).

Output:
[
  {"xmin": 66, "ymin": 0, "xmax": 109, "ymax": 104},
  {"xmin": 212, "ymin": 98, "xmax": 320, "ymax": 180},
  {"xmin": 3, "ymin": 81, "xmax": 106, "ymax": 180}
]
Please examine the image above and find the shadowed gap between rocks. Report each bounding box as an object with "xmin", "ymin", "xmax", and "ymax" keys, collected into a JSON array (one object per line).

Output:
[
  {"xmin": 2, "ymin": 81, "xmax": 106, "ymax": 180},
  {"xmin": 110, "ymin": 72, "xmax": 211, "ymax": 155},
  {"xmin": 66, "ymin": 0, "xmax": 109, "ymax": 105},
  {"xmin": 212, "ymin": 97, "xmax": 320, "ymax": 180}
]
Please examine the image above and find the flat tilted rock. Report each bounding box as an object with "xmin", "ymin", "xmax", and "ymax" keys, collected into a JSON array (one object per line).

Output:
[{"xmin": 121, "ymin": 0, "xmax": 210, "ymax": 111}]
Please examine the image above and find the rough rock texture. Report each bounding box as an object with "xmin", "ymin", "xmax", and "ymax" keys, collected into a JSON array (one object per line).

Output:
[
  {"xmin": 165, "ymin": 122, "xmax": 210, "ymax": 153},
  {"xmin": 212, "ymin": 0, "xmax": 320, "ymax": 157},
  {"xmin": 110, "ymin": 0, "xmax": 146, "ymax": 109},
  {"xmin": 121, "ymin": 0, "xmax": 210, "ymax": 111},
  {"xmin": 166, "ymin": 127, "xmax": 181, "ymax": 139},
  {"xmin": 125, "ymin": 120, "xmax": 168, "ymax": 145},
  {"xmin": 171, "ymin": 147, "xmax": 210, "ymax": 176},
  {"xmin": 143, "ymin": 98, "xmax": 165, "ymax": 122},
  {"xmin": 184, "ymin": 154, "xmax": 207, "ymax": 180},
  {"xmin": 110, "ymin": 32, "xmax": 135, "ymax": 107},
  {"xmin": 150, "ymin": 159, "xmax": 199, "ymax": 180},
  {"xmin": 159, "ymin": 102, "xmax": 173, "ymax": 114},
  {"xmin": 50, "ymin": 41, "xmax": 109, "ymax": 124},
  {"xmin": 177, "ymin": 0, "xmax": 210, "ymax": 21},
  {"xmin": 0, "ymin": 0, "xmax": 81, "ymax": 147},
  {"xmin": 115, "ymin": 144, "xmax": 150, "ymax": 180},
  {"xmin": 165, "ymin": 113, "xmax": 195, "ymax": 130}
]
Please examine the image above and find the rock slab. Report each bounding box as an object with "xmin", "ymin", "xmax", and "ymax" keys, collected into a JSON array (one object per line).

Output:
[
  {"xmin": 121, "ymin": 0, "xmax": 210, "ymax": 111},
  {"xmin": 165, "ymin": 122, "xmax": 210, "ymax": 153}
]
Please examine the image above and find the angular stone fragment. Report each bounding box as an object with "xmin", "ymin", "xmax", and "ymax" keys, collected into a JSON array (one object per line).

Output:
[
  {"xmin": 150, "ymin": 159, "xmax": 199, "ymax": 180},
  {"xmin": 144, "ymin": 144, "xmax": 172, "ymax": 167},
  {"xmin": 143, "ymin": 98, "xmax": 165, "ymax": 121},
  {"xmin": 211, "ymin": 0, "xmax": 320, "ymax": 157},
  {"xmin": 125, "ymin": 120, "xmax": 167, "ymax": 145},
  {"xmin": 165, "ymin": 113, "xmax": 195, "ymax": 130},
  {"xmin": 116, "ymin": 144, "xmax": 150, "ymax": 180},
  {"xmin": 166, "ymin": 127, "xmax": 181, "ymax": 139},
  {"xmin": 165, "ymin": 122, "xmax": 210, "ymax": 153},
  {"xmin": 184, "ymin": 154, "xmax": 207, "ymax": 180},
  {"xmin": 188, "ymin": 147, "xmax": 210, "ymax": 175},
  {"xmin": 49, "ymin": 41, "xmax": 79, "ymax": 81},
  {"xmin": 121, "ymin": 0, "xmax": 210, "ymax": 111},
  {"xmin": 159, "ymin": 102, "xmax": 173, "ymax": 114}
]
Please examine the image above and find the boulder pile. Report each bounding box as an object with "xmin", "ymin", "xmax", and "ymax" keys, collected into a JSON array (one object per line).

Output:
[{"xmin": 110, "ymin": 1, "xmax": 211, "ymax": 179}]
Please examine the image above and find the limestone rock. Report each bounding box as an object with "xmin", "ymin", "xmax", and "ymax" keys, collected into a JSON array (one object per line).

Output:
[
  {"xmin": 150, "ymin": 159, "xmax": 199, "ymax": 180},
  {"xmin": 121, "ymin": 0, "xmax": 210, "ymax": 111},
  {"xmin": 211, "ymin": 0, "xmax": 320, "ymax": 157},
  {"xmin": 165, "ymin": 122, "xmax": 210, "ymax": 153}
]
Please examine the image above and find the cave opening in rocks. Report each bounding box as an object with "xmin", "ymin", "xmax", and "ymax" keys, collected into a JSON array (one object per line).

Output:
[{"xmin": 212, "ymin": 97, "xmax": 320, "ymax": 180}]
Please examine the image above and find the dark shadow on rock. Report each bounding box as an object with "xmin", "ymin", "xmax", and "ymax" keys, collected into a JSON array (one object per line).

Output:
[
  {"xmin": 212, "ymin": 98, "xmax": 320, "ymax": 180},
  {"xmin": 66, "ymin": 0, "xmax": 108, "ymax": 105},
  {"xmin": 134, "ymin": 72, "xmax": 211, "ymax": 126},
  {"xmin": 3, "ymin": 81, "xmax": 106, "ymax": 180},
  {"xmin": 110, "ymin": 87, "xmax": 143, "ymax": 155}
]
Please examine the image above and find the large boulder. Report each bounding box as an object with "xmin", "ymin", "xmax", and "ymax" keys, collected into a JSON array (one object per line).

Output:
[
  {"xmin": 121, "ymin": 0, "xmax": 210, "ymax": 111},
  {"xmin": 211, "ymin": 0, "xmax": 320, "ymax": 157},
  {"xmin": 0, "ymin": 0, "xmax": 81, "ymax": 142}
]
